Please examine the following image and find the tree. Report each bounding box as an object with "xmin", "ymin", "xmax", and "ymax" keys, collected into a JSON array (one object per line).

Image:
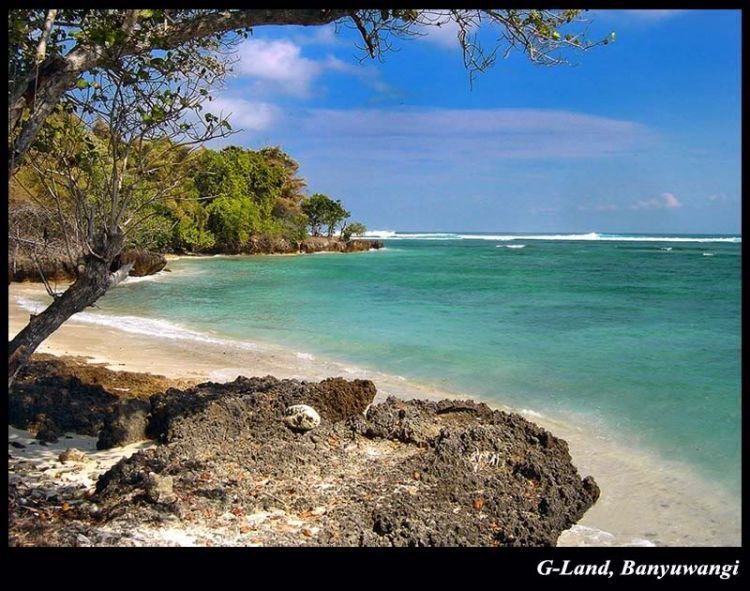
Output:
[
  {"xmin": 323, "ymin": 200, "xmax": 350, "ymax": 238},
  {"xmin": 341, "ymin": 222, "xmax": 367, "ymax": 242},
  {"xmin": 9, "ymin": 9, "xmax": 610, "ymax": 173},
  {"xmin": 300, "ymin": 194, "xmax": 328, "ymax": 237},
  {"xmin": 301, "ymin": 193, "xmax": 350, "ymax": 237},
  {"xmin": 7, "ymin": 42, "xmax": 232, "ymax": 386}
]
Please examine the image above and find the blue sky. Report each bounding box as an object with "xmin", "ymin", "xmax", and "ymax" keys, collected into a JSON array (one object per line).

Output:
[{"xmin": 209, "ymin": 9, "xmax": 741, "ymax": 234}]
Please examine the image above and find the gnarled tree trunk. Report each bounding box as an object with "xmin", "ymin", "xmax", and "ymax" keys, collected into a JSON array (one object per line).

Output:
[{"xmin": 8, "ymin": 228, "xmax": 125, "ymax": 388}]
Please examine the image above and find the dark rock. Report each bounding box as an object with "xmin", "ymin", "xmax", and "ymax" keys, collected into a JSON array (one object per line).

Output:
[
  {"xmin": 147, "ymin": 375, "xmax": 376, "ymax": 445},
  {"xmin": 8, "ymin": 248, "xmax": 166, "ymax": 283},
  {"xmin": 9, "ymin": 355, "xmax": 182, "ymax": 438},
  {"xmin": 119, "ymin": 249, "xmax": 167, "ymax": 277},
  {"xmin": 94, "ymin": 384, "xmax": 598, "ymax": 547},
  {"xmin": 10, "ymin": 374, "xmax": 119, "ymax": 437},
  {"xmin": 9, "ymin": 358, "xmax": 597, "ymax": 547},
  {"xmin": 97, "ymin": 399, "xmax": 152, "ymax": 450},
  {"xmin": 345, "ymin": 239, "xmax": 383, "ymax": 252},
  {"xmin": 31, "ymin": 415, "xmax": 62, "ymax": 443},
  {"xmin": 7, "ymin": 251, "xmax": 78, "ymax": 283},
  {"xmin": 59, "ymin": 448, "xmax": 86, "ymax": 463},
  {"xmin": 143, "ymin": 472, "xmax": 176, "ymax": 504}
]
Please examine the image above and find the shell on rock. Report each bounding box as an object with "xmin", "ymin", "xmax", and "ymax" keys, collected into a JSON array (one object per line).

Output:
[{"xmin": 283, "ymin": 404, "xmax": 321, "ymax": 432}]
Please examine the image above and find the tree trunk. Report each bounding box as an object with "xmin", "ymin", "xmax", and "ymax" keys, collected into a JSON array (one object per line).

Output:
[{"xmin": 7, "ymin": 228, "xmax": 124, "ymax": 388}]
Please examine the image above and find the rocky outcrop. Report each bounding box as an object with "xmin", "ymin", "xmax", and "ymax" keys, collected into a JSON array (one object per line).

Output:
[
  {"xmin": 298, "ymin": 236, "xmax": 383, "ymax": 254},
  {"xmin": 9, "ymin": 355, "xmax": 193, "ymax": 444},
  {"xmin": 8, "ymin": 238, "xmax": 381, "ymax": 284},
  {"xmin": 9, "ymin": 356, "xmax": 599, "ymax": 547},
  {"xmin": 8, "ymin": 248, "xmax": 167, "ymax": 283},
  {"xmin": 119, "ymin": 249, "xmax": 167, "ymax": 277},
  {"xmin": 97, "ymin": 399, "xmax": 152, "ymax": 450},
  {"xmin": 7, "ymin": 250, "xmax": 77, "ymax": 284},
  {"xmin": 220, "ymin": 235, "xmax": 383, "ymax": 255},
  {"xmin": 95, "ymin": 379, "xmax": 596, "ymax": 546}
]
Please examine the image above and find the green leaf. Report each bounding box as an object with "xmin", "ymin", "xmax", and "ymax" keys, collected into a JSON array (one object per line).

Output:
[{"xmin": 75, "ymin": 79, "xmax": 90, "ymax": 89}]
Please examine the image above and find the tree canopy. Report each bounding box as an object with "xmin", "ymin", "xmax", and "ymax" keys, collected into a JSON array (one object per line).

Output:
[{"xmin": 301, "ymin": 194, "xmax": 351, "ymax": 238}]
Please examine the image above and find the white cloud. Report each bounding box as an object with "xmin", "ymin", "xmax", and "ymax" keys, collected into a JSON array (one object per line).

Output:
[
  {"xmin": 631, "ymin": 192, "xmax": 682, "ymax": 210},
  {"xmin": 232, "ymin": 38, "xmax": 392, "ymax": 98},
  {"xmin": 208, "ymin": 97, "xmax": 280, "ymax": 131},
  {"xmin": 234, "ymin": 39, "xmax": 322, "ymax": 97}
]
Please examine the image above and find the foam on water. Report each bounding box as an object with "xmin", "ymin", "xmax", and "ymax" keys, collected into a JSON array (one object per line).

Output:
[
  {"xmin": 16, "ymin": 295, "xmax": 259, "ymax": 351},
  {"xmin": 558, "ymin": 525, "xmax": 656, "ymax": 547},
  {"xmin": 120, "ymin": 271, "xmax": 170, "ymax": 284}
]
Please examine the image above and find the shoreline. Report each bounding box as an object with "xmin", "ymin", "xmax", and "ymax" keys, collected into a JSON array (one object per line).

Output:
[{"xmin": 8, "ymin": 282, "xmax": 741, "ymax": 546}]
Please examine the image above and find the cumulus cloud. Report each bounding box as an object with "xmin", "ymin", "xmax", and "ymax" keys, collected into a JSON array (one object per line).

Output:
[
  {"xmin": 631, "ymin": 192, "xmax": 682, "ymax": 210},
  {"xmin": 232, "ymin": 37, "xmax": 391, "ymax": 98},
  {"xmin": 233, "ymin": 39, "xmax": 323, "ymax": 97}
]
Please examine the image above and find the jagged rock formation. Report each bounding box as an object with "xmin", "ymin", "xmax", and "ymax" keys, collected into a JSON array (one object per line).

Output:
[{"xmin": 9, "ymin": 356, "xmax": 598, "ymax": 547}]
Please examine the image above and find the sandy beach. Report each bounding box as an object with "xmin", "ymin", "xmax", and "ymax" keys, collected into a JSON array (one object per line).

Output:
[{"xmin": 8, "ymin": 281, "xmax": 741, "ymax": 546}]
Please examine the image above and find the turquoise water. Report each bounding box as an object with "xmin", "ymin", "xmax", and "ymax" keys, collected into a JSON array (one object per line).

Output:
[{"xmin": 99, "ymin": 233, "xmax": 741, "ymax": 494}]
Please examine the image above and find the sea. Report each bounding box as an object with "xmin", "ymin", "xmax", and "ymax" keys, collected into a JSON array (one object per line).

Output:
[{"xmin": 15, "ymin": 231, "xmax": 742, "ymax": 545}]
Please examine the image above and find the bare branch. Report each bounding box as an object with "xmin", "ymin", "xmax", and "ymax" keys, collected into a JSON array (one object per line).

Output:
[{"xmin": 35, "ymin": 10, "xmax": 59, "ymax": 64}]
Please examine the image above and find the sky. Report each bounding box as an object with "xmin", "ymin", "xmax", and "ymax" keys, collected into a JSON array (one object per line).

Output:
[{"xmin": 208, "ymin": 9, "xmax": 741, "ymax": 234}]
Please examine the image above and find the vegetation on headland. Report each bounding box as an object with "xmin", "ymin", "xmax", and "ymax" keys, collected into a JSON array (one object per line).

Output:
[{"xmin": 11, "ymin": 138, "xmax": 367, "ymax": 256}]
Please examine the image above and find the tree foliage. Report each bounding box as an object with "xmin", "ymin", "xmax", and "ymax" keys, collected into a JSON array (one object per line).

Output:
[
  {"xmin": 342, "ymin": 222, "xmax": 367, "ymax": 242},
  {"xmin": 301, "ymin": 194, "xmax": 351, "ymax": 238},
  {"xmin": 13, "ymin": 142, "xmax": 360, "ymax": 255}
]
